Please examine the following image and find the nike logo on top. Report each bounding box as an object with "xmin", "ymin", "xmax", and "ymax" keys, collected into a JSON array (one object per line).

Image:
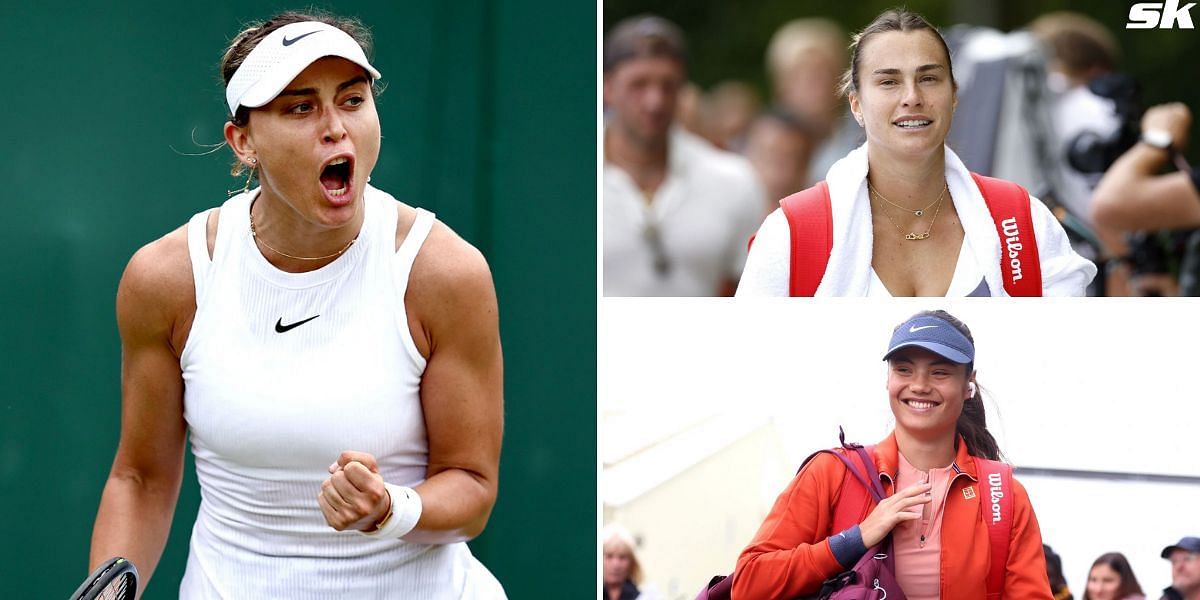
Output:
[
  {"xmin": 275, "ymin": 315, "xmax": 319, "ymax": 333},
  {"xmin": 909, "ymin": 325, "xmax": 938, "ymax": 333},
  {"xmin": 282, "ymin": 31, "xmax": 321, "ymax": 46}
]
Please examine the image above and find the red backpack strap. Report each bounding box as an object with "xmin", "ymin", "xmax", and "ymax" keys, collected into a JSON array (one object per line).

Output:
[
  {"xmin": 971, "ymin": 173, "xmax": 1042, "ymax": 297},
  {"xmin": 799, "ymin": 445, "xmax": 881, "ymax": 532},
  {"xmin": 779, "ymin": 182, "xmax": 833, "ymax": 296},
  {"xmin": 976, "ymin": 458, "xmax": 1014, "ymax": 599}
]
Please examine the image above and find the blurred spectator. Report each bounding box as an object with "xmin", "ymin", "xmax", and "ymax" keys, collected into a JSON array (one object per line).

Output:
[
  {"xmin": 1028, "ymin": 11, "xmax": 1122, "ymax": 224},
  {"xmin": 1046, "ymin": 544, "xmax": 1076, "ymax": 600},
  {"xmin": 744, "ymin": 108, "xmax": 814, "ymax": 211},
  {"xmin": 1090, "ymin": 103, "xmax": 1200, "ymax": 296},
  {"xmin": 676, "ymin": 81, "xmax": 705, "ymax": 137},
  {"xmin": 603, "ymin": 523, "xmax": 661, "ymax": 600},
  {"xmin": 700, "ymin": 80, "xmax": 762, "ymax": 152},
  {"xmin": 603, "ymin": 14, "xmax": 765, "ymax": 296},
  {"xmin": 1026, "ymin": 11, "xmax": 1137, "ymax": 295},
  {"xmin": 1160, "ymin": 537, "xmax": 1200, "ymax": 600},
  {"xmin": 765, "ymin": 18, "xmax": 863, "ymax": 185},
  {"xmin": 1083, "ymin": 552, "xmax": 1145, "ymax": 600}
]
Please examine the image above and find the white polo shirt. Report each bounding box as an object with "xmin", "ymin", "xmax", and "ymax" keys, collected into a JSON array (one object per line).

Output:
[{"xmin": 604, "ymin": 127, "xmax": 766, "ymax": 296}]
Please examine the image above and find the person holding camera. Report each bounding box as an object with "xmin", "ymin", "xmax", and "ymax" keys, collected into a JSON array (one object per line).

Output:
[
  {"xmin": 1091, "ymin": 103, "xmax": 1199, "ymax": 231},
  {"xmin": 1029, "ymin": 11, "xmax": 1123, "ymax": 225},
  {"xmin": 1089, "ymin": 102, "xmax": 1199, "ymax": 295}
]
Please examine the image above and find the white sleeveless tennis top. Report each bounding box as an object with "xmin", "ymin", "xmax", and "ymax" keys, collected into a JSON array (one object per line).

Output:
[{"xmin": 178, "ymin": 186, "xmax": 505, "ymax": 599}]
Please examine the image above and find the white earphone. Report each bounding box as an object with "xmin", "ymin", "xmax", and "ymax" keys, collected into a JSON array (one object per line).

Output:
[{"xmin": 968, "ymin": 382, "xmax": 977, "ymax": 396}]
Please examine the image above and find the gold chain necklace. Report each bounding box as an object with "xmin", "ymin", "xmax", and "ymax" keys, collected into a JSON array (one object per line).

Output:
[
  {"xmin": 249, "ymin": 203, "xmax": 357, "ymax": 261},
  {"xmin": 873, "ymin": 183, "xmax": 947, "ymax": 241},
  {"xmin": 869, "ymin": 181, "xmax": 946, "ymax": 217}
]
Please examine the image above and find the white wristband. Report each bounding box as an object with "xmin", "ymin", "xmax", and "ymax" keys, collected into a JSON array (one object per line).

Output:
[{"xmin": 358, "ymin": 483, "xmax": 422, "ymax": 539}]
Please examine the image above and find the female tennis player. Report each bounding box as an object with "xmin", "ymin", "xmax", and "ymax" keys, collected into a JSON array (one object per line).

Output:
[
  {"xmin": 733, "ymin": 310, "xmax": 1053, "ymax": 599},
  {"xmin": 736, "ymin": 8, "xmax": 1095, "ymax": 296},
  {"xmin": 87, "ymin": 11, "xmax": 505, "ymax": 598}
]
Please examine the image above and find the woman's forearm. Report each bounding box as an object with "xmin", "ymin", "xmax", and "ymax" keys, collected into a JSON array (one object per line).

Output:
[
  {"xmin": 89, "ymin": 467, "xmax": 183, "ymax": 591},
  {"xmin": 404, "ymin": 467, "xmax": 496, "ymax": 545}
]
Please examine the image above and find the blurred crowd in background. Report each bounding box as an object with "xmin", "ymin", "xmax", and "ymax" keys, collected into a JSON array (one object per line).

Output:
[{"xmin": 603, "ymin": 2, "xmax": 1200, "ymax": 296}]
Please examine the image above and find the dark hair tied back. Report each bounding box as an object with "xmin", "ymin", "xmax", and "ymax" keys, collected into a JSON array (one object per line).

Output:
[
  {"xmin": 218, "ymin": 10, "xmax": 376, "ymax": 177},
  {"xmin": 221, "ymin": 10, "xmax": 375, "ymax": 125},
  {"xmin": 840, "ymin": 7, "xmax": 957, "ymax": 98},
  {"xmin": 903, "ymin": 309, "xmax": 1001, "ymax": 461}
]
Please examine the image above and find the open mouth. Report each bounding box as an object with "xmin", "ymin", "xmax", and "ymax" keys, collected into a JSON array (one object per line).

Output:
[{"xmin": 320, "ymin": 156, "xmax": 353, "ymax": 197}]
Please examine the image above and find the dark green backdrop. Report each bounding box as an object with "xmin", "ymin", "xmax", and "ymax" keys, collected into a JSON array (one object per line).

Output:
[{"xmin": 0, "ymin": 1, "xmax": 595, "ymax": 597}]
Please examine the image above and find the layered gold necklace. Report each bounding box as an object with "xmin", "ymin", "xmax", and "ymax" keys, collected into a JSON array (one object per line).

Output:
[{"xmin": 869, "ymin": 182, "xmax": 948, "ymax": 241}]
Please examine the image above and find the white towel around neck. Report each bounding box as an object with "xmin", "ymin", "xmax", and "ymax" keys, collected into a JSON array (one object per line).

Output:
[{"xmin": 816, "ymin": 143, "xmax": 1006, "ymax": 296}]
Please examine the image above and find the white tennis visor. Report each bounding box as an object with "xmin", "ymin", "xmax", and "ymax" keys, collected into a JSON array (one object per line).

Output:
[{"xmin": 225, "ymin": 21, "xmax": 382, "ymax": 116}]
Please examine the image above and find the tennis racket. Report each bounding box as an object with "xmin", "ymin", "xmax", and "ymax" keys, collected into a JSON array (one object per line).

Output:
[{"xmin": 69, "ymin": 557, "xmax": 138, "ymax": 600}]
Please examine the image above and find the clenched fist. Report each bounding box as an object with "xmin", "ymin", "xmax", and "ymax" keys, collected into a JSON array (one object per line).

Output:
[{"xmin": 318, "ymin": 450, "xmax": 392, "ymax": 532}]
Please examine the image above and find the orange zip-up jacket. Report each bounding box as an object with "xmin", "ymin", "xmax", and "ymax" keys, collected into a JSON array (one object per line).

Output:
[{"xmin": 732, "ymin": 433, "xmax": 1052, "ymax": 599}]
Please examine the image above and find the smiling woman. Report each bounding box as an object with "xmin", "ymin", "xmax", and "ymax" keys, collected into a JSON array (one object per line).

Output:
[
  {"xmin": 732, "ymin": 310, "xmax": 1053, "ymax": 600},
  {"xmin": 85, "ymin": 10, "xmax": 506, "ymax": 599},
  {"xmin": 736, "ymin": 8, "xmax": 1097, "ymax": 297}
]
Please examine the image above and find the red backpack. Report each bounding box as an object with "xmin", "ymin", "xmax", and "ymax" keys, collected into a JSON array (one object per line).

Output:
[{"xmin": 775, "ymin": 173, "xmax": 1042, "ymax": 296}]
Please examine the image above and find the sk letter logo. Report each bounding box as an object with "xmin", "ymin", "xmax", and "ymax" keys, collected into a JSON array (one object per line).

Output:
[{"xmin": 1128, "ymin": 0, "xmax": 1197, "ymax": 28}]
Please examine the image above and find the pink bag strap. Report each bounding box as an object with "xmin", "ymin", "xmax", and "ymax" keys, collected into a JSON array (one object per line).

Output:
[{"xmin": 975, "ymin": 458, "xmax": 1014, "ymax": 598}]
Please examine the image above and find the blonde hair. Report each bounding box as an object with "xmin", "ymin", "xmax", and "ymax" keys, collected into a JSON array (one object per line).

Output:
[
  {"xmin": 766, "ymin": 18, "xmax": 847, "ymax": 83},
  {"xmin": 602, "ymin": 523, "xmax": 643, "ymax": 585}
]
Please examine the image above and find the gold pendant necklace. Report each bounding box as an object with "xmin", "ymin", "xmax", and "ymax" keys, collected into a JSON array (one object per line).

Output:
[
  {"xmin": 870, "ymin": 182, "xmax": 945, "ymax": 217},
  {"xmin": 872, "ymin": 183, "xmax": 947, "ymax": 241}
]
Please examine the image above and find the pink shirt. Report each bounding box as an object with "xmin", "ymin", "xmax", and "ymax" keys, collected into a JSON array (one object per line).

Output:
[{"xmin": 893, "ymin": 453, "xmax": 957, "ymax": 599}]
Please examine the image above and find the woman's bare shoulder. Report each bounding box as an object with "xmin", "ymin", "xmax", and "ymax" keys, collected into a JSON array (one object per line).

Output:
[
  {"xmin": 393, "ymin": 202, "xmax": 494, "ymax": 297},
  {"xmin": 117, "ymin": 223, "xmax": 197, "ymax": 338}
]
